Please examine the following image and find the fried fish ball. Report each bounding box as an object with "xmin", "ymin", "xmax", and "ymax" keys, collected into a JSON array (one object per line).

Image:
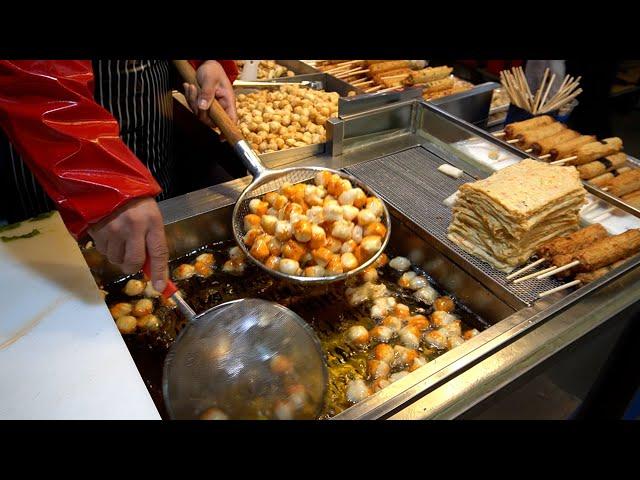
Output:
[
  {"xmin": 323, "ymin": 203, "xmax": 343, "ymax": 222},
  {"xmin": 398, "ymin": 325, "xmax": 421, "ymax": 349},
  {"xmin": 325, "ymin": 236, "xmax": 343, "ymax": 254},
  {"xmin": 199, "ymin": 408, "xmax": 229, "ymax": 420},
  {"xmin": 326, "ymin": 255, "xmax": 344, "ymax": 275},
  {"xmin": 243, "ymin": 213, "xmax": 262, "ymax": 232},
  {"xmin": 440, "ymin": 321, "xmax": 462, "ymax": 338},
  {"xmin": 414, "ymin": 285, "xmax": 438, "ymax": 305},
  {"xmin": 194, "ymin": 260, "xmax": 214, "ymax": 278},
  {"xmin": 392, "ymin": 345, "xmax": 418, "ymax": 369},
  {"xmin": 137, "ymin": 313, "xmax": 160, "ymax": 331},
  {"xmin": 345, "ymin": 325, "xmax": 370, "ymax": 348},
  {"xmin": 268, "ymin": 237, "xmax": 282, "ymax": 256},
  {"xmin": 249, "ymin": 198, "xmax": 269, "ymax": 215},
  {"xmin": 273, "ymin": 194, "xmax": 288, "ymax": 210},
  {"xmin": 409, "ymin": 356, "xmax": 428, "ymax": 372},
  {"xmin": 311, "ymin": 247, "xmax": 333, "ymax": 267},
  {"xmin": 304, "ymin": 185, "xmax": 324, "ymax": 206},
  {"xmin": 110, "ymin": 302, "xmax": 133, "ymax": 319},
  {"xmin": 367, "ymin": 359, "xmax": 391, "ymax": 380},
  {"xmin": 306, "ymin": 206, "xmax": 324, "ymax": 225},
  {"xmin": 373, "ymin": 343, "xmax": 395, "ymax": 364},
  {"xmin": 357, "ymin": 209, "xmax": 377, "ymax": 227},
  {"xmin": 116, "ymin": 315, "xmax": 137, "ymax": 334},
  {"xmin": 315, "ymin": 171, "xmax": 333, "ymax": 187},
  {"xmin": 264, "ymin": 255, "xmax": 281, "ymax": 270},
  {"xmin": 365, "ymin": 197, "xmax": 384, "ymax": 217},
  {"xmin": 304, "ymin": 265, "xmax": 326, "ymax": 277},
  {"xmin": 278, "ymin": 258, "xmax": 300, "ymax": 275},
  {"xmin": 382, "ymin": 315, "xmax": 403, "ymax": 333},
  {"xmin": 263, "ymin": 191, "xmax": 279, "ymax": 206},
  {"xmin": 341, "ymin": 239, "xmax": 357, "ymax": 254},
  {"xmin": 338, "ymin": 188, "xmax": 361, "ymax": 206},
  {"xmin": 369, "ymin": 325, "xmax": 394, "ymax": 343},
  {"xmin": 463, "ymin": 329, "xmax": 480, "ymax": 340},
  {"xmin": 370, "ymin": 297, "xmax": 396, "ymax": 321},
  {"xmin": 160, "ymin": 296, "xmax": 177, "ymax": 308},
  {"xmin": 282, "ymin": 240, "xmax": 306, "ymax": 262},
  {"xmin": 250, "ymin": 235, "xmax": 271, "ymax": 261},
  {"xmin": 407, "ymin": 314, "xmax": 429, "ymax": 331},
  {"xmin": 346, "ymin": 378, "xmax": 371, "ymax": 404},
  {"xmin": 331, "ymin": 220, "xmax": 354, "ymax": 241},
  {"xmin": 260, "ymin": 214, "xmax": 278, "ymax": 235},
  {"xmin": 373, "ymin": 252, "xmax": 388, "ymax": 269},
  {"xmin": 274, "ymin": 220, "xmax": 293, "ymax": 242},
  {"xmin": 352, "ymin": 225, "xmax": 364, "ymax": 244},
  {"xmin": 360, "ymin": 235, "xmax": 382, "ymax": 258},
  {"xmin": 243, "ymin": 228, "xmax": 263, "ymax": 247},
  {"xmin": 394, "ymin": 304, "xmax": 410, "ymax": 318},
  {"xmin": 173, "ymin": 264, "xmax": 196, "ymax": 281},
  {"xmin": 424, "ymin": 330, "xmax": 447, "ymax": 350},
  {"xmin": 281, "ymin": 202, "xmax": 304, "ymax": 221},
  {"xmin": 123, "ymin": 279, "xmax": 145, "ymax": 296},
  {"xmin": 447, "ymin": 335, "xmax": 465, "ymax": 349},
  {"xmin": 341, "ymin": 205, "xmax": 359, "ymax": 222},
  {"xmin": 433, "ymin": 297, "xmax": 455, "ymax": 313},
  {"xmin": 293, "ymin": 219, "xmax": 312, "ymax": 243},
  {"xmin": 431, "ymin": 311, "xmax": 459, "ymax": 328},
  {"xmin": 309, "ymin": 225, "xmax": 327, "ymax": 249},
  {"xmin": 341, "ymin": 252, "xmax": 358, "ymax": 271},
  {"xmin": 364, "ymin": 222, "xmax": 387, "ymax": 238},
  {"xmin": 222, "ymin": 259, "xmax": 246, "ymax": 276},
  {"xmin": 132, "ymin": 298, "xmax": 154, "ymax": 317},
  {"xmin": 196, "ymin": 253, "xmax": 215, "ymax": 267},
  {"xmin": 360, "ymin": 266, "xmax": 378, "ymax": 283}
]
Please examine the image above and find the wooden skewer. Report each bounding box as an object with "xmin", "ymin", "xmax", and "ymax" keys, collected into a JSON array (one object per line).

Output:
[
  {"xmin": 538, "ymin": 280, "xmax": 581, "ymax": 298},
  {"xmin": 335, "ymin": 67, "xmax": 369, "ymax": 78},
  {"xmin": 506, "ymin": 258, "xmax": 546, "ymax": 280},
  {"xmin": 377, "ymin": 86, "xmax": 403, "ymax": 93},
  {"xmin": 538, "ymin": 154, "xmax": 551, "ymax": 160},
  {"xmin": 324, "ymin": 60, "xmax": 362, "ymax": 73},
  {"xmin": 351, "ymin": 79, "xmax": 374, "ymax": 87},
  {"xmin": 506, "ymin": 139, "xmax": 520, "ymax": 144},
  {"xmin": 540, "ymin": 88, "xmax": 583, "ymax": 114},
  {"xmin": 518, "ymin": 66, "xmax": 534, "ymax": 111},
  {"xmin": 532, "ymin": 68, "xmax": 550, "ymax": 114},
  {"xmin": 365, "ymin": 85, "xmax": 383, "ymax": 93},
  {"xmin": 513, "ymin": 265, "xmax": 559, "ymax": 284},
  {"xmin": 525, "ymin": 148, "xmax": 533, "ymax": 153},
  {"xmin": 493, "ymin": 131, "xmax": 506, "ymax": 137},
  {"xmin": 550, "ymin": 155, "xmax": 577, "ymax": 165},
  {"xmin": 602, "ymin": 186, "xmax": 610, "ymax": 192},
  {"xmin": 536, "ymin": 260, "xmax": 581, "ymax": 279},
  {"xmin": 380, "ymin": 73, "xmax": 409, "ymax": 81},
  {"xmin": 537, "ymin": 73, "xmax": 556, "ymax": 114}
]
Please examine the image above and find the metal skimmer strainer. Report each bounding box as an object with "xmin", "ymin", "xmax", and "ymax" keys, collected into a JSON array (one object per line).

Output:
[
  {"xmin": 142, "ymin": 260, "xmax": 328, "ymax": 420},
  {"xmin": 171, "ymin": 60, "xmax": 391, "ymax": 286}
]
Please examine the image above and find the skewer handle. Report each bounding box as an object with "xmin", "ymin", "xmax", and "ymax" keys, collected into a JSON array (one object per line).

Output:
[
  {"xmin": 513, "ymin": 265, "xmax": 558, "ymax": 284},
  {"xmin": 538, "ymin": 280, "xmax": 581, "ymax": 298},
  {"xmin": 536, "ymin": 260, "xmax": 581, "ymax": 279},
  {"xmin": 506, "ymin": 258, "xmax": 546, "ymax": 280}
]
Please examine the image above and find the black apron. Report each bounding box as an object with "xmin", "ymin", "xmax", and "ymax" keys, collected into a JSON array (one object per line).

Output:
[{"xmin": 0, "ymin": 60, "xmax": 174, "ymax": 223}]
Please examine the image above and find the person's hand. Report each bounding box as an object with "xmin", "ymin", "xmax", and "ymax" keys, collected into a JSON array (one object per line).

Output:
[
  {"xmin": 88, "ymin": 197, "xmax": 169, "ymax": 292},
  {"xmin": 183, "ymin": 60, "xmax": 237, "ymax": 127}
]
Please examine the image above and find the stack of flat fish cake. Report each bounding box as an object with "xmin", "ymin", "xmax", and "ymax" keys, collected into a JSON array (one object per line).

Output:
[{"xmin": 447, "ymin": 159, "xmax": 587, "ymax": 272}]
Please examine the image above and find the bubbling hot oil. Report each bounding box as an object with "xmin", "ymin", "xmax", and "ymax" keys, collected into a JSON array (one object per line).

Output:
[{"xmin": 104, "ymin": 240, "xmax": 488, "ymax": 419}]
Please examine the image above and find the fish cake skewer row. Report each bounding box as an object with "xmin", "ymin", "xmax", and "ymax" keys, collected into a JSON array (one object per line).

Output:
[
  {"xmin": 547, "ymin": 135, "xmax": 597, "ymax": 160},
  {"xmin": 621, "ymin": 189, "xmax": 640, "ymax": 208},
  {"xmin": 403, "ymin": 66, "xmax": 453, "ymax": 86},
  {"xmin": 515, "ymin": 122, "xmax": 566, "ymax": 149},
  {"xmin": 504, "ymin": 115, "xmax": 554, "ymax": 139},
  {"xmin": 543, "ymin": 229, "xmax": 640, "ymax": 279},
  {"xmin": 531, "ymin": 129, "xmax": 580, "ymax": 156},
  {"xmin": 576, "ymin": 153, "xmax": 627, "ymax": 180},
  {"xmin": 566, "ymin": 137, "xmax": 623, "ymax": 166},
  {"xmin": 589, "ymin": 167, "xmax": 631, "ymax": 187},
  {"xmin": 603, "ymin": 169, "xmax": 640, "ymax": 197},
  {"xmin": 538, "ymin": 257, "xmax": 631, "ymax": 297},
  {"xmin": 535, "ymin": 223, "xmax": 609, "ymax": 259}
]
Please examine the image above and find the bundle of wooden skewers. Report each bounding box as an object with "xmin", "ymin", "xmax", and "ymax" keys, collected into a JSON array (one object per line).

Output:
[{"xmin": 499, "ymin": 66, "xmax": 583, "ymax": 115}]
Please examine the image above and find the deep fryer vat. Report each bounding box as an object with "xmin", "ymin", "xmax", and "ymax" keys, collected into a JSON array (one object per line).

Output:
[{"xmin": 92, "ymin": 204, "xmax": 514, "ymax": 419}]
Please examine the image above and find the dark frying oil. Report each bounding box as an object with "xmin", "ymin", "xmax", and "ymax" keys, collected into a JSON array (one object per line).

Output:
[{"xmin": 103, "ymin": 241, "xmax": 489, "ymax": 419}]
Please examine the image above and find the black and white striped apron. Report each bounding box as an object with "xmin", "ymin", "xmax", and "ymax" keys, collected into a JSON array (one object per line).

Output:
[{"xmin": 0, "ymin": 60, "xmax": 174, "ymax": 223}]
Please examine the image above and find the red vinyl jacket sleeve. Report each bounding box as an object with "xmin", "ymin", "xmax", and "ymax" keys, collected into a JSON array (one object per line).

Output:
[{"xmin": 0, "ymin": 59, "xmax": 238, "ymax": 240}]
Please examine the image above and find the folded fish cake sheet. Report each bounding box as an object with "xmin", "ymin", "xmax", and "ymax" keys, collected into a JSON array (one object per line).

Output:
[{"xmin": 447, "ymin": 159, "xmax": 587, "ymax": 272}]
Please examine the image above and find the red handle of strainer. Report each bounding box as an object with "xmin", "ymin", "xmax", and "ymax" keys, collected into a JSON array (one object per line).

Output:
[{"xmin": 142, "ymin": 257, "xmax": 179, "ymax": 298}]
